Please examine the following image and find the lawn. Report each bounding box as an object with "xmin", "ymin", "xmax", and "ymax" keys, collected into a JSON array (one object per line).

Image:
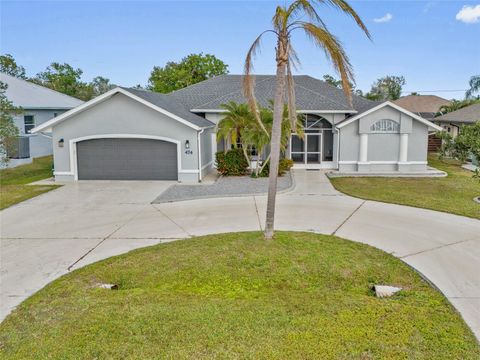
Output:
[
  {"xmin": 0, "ymin": 156, "xmax": 60, "ymax": 210},
  {"xmin": 1, "ymin": 232, "xmax": 478, "ymax": 359},
  {"xmin": 330, "ymin": 155, "xmax": 480, "ymax": 219}
]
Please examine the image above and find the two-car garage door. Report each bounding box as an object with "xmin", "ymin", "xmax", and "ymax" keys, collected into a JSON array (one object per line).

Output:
[{"xmin": 77, "ymin": 138, "xmax": 178, "ymax": 180}]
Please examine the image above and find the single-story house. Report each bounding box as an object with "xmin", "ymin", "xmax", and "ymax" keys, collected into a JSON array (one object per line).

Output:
[
  {"xmin": 32, "ymin": 75, "xmax": 442, "ymax": 182},
  {"xmin": 0, "ymin": 73, "xmax": 84, "ymax": 167},
  {"xmin": 433, "ymin": 103, "xmax": 480, "ymax": 137}
]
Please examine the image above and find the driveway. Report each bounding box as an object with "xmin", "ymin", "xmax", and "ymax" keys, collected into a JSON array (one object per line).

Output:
[{"xmin": 1, "ymin": 172, "xmax": 479, "ymax": 340}]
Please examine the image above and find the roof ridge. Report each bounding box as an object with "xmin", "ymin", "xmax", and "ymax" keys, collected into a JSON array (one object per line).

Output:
[{"xmin": 186, "ymin": 75, "xmax": 273, "ymax": 109}]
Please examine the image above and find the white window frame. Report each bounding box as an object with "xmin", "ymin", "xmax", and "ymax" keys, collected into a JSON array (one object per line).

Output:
[
  {"xmin": 24, "ymin": 115, "xmax": 35, "ymax": 134},
  {"xmin": 370, "ymin": 119, "xmax": 400, "ymax": 133}
]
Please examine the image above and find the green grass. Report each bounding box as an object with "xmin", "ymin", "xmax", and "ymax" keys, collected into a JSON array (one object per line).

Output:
[
  {"xmin": 1, "ymin": 232, "xmax": 478, "ymax": 359},
  {"xmin": 0, "ymin": 156, "xmax": 60, "ymax": 209},
  {"xmin": 330, "ymin": 155, "xmax": 480, "ymax": 219}
]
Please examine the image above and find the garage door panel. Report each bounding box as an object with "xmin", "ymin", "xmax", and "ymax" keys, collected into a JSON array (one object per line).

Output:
[{"xmin": 77, "ymin": 138, "xmax": 178, "ymax": 180}]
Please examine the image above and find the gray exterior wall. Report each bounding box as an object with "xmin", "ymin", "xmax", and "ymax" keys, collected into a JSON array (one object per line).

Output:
[
  {"xmin": 338, "ymin": 105, "xmax": 429, "ymax": 173},
  {"xmin": 200, "ymin": 127, "xmax": 215, "ymax": 179},
  {"xmin": 13, "ymin": 109, "xmax": 67, "ymax": 159},
  {"xmin": 52, "ymin": 93, "xmax": 202, "ymax": 182}
]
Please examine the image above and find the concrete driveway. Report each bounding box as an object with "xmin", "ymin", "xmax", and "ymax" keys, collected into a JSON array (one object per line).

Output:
[{"xmin": 1, "ymin": 171, "xmax": 479, "ymax": 340}]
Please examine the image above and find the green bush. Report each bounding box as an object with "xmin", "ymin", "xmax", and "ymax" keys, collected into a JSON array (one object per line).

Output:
[
  {"xmin": 256, "ymin": 158, "xmax": 294, "ymax": 177},
  {"xmin": 215, "ymin": 149, "xmax": 249, "ymax": 176}
]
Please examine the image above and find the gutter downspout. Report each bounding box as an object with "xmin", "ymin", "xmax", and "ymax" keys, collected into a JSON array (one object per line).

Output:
[{"xmin": 197, "ymin": 128, "xmax": 205, "ymax": 182}]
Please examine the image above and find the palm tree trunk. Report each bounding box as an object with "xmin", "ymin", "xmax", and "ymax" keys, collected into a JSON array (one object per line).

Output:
[{"xmin": 264, "ymin": 50, "xmax": 287, "ymax": 239}]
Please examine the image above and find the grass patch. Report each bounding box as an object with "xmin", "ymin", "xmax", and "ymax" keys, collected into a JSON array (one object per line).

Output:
[
  {"xmin": 0, "ymin": 156, "xmax": 60, "ymax": 209},
  {"xmin": 0, "ymin": 232, "xmax": 478, "ymax": 359},
  {"xmin": 330, "ymin": 155, "xmax": 480, "ymax": 219}
]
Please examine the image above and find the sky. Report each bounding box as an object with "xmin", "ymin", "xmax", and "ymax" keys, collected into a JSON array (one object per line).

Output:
[{"xmin": 1, "ymin": 0, "xmax": 479, "ymax": 99}]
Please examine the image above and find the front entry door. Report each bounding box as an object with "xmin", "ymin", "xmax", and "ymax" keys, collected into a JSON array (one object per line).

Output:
[{"xmin": 291, "ymin": 134, "xmax": 322, "ymax": 165}]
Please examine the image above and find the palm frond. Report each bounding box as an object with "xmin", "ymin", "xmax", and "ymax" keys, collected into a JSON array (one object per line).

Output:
[
  {"xmin": 243, "ymin": 31, "xmax": 273, "ymax": 137},
  {"xmin": 299, "ymin": 21, "xmax": 354, "ymax": 103},
  {"xmin": 318, "ymin": 0, "xmax": 371, "ymax": 39},
  {"xmin": 287, "ymin": 0, "xmax": 327, "ymax": 29}
]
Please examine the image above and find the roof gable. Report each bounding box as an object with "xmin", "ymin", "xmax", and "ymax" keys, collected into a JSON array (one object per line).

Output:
[
  {"xmin": 0, "ymin": 72, "xmax": 84, "ymax": 109},
  {"xmin": 336, "ymin": 101, "xmax": 443, "ymax": 131},
  {"xmin": 393, "ymin": 95, "xmax": 450, "ymax": 114},
  {"xmin": 31, "ymin": 87, "xmax": 214, "ymax": 133}
]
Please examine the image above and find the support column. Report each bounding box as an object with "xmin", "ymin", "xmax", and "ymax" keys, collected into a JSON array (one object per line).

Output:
[
  {"xmin": 358, "ymin": 133, "xmax": 369, "ymax": 172},
  {"xmin": 398, "ymin": 133, "xmax": 409, "ymax": 172},
  {"xmin": 211, "ymin": 132, "xmax": 217, "ymax": 168}
]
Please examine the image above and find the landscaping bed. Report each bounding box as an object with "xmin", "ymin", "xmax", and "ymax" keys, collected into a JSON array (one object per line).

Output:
[
  {"xmin": 0, "ymin": 232, "xmax": 478, "ymax": 359},
  {"xmin": 153, "ymin": 171, "xmax": 293, "ymax": 203},
  {"xmin": 0, "ymin": 156, "xmax": 60, "ymax": 210},
  {"xmin": 330, "ymin": 155, "xmax": 480, "ymax": 219}
]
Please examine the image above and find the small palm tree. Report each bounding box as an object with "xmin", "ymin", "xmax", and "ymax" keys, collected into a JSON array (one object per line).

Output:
[
  {"xmin": 244, "ymin": 0, "xmax": 370, "ymax": 239},
  {"xmin": 466, "ymin": 75, "xmax": 480, "ymax": 99},
  {"xmin": 217, "ymin": 101, "xmax": 254, "ymax": 166}
]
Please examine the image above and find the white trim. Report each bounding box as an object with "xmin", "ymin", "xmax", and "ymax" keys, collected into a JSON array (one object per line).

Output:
[
  {"xmin": 53, "ymin": 171, "xmax": 74, "ymax": 176},
  {"xmin": 197, "ymin": 128, "xmax": 204, "ymax": 181},
  {"xmin": 31, "ymin": 87, "xmax": 205, "ymax": 133},
  {"xmin": 336, "ymin": 101, "xmax": 443, "ymax": 131},
  {"xmin": 66, "ymin": 134, "xmax": 184, "ymax": 181},
  {"xmin": 292, "ymin": 161, "xmax": 336, "ymax": 169},
  {"xmin": 201, "ymin": 160, "xmax": 214, "ymax": 170},
  {"xmin": 179, "ymin": 169, "xmax": 200, "ymax": 174},
  {"xmin": 339, "ymin": 161, "xmax": 427, "ymax": 165}
]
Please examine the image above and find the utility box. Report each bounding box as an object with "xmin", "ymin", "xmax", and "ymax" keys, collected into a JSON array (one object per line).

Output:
[{"xmin": 8, "ymin": 136, "xmax": 30, "ymax": 159}]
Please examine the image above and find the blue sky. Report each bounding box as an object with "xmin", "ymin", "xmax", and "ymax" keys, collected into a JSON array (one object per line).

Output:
[{"xmin": 1, "ymin": 0, "xmax": 479, "ymax": 99}]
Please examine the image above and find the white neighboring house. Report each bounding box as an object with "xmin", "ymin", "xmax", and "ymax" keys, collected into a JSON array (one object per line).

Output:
[{"xmin": 0, "ymin": 73, "xmax": 84, "ymax": 168}]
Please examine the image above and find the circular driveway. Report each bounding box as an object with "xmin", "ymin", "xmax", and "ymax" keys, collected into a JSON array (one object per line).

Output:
[{"xmin": 1, "ymin": 171, "xmax": 479, "ymax": 339}]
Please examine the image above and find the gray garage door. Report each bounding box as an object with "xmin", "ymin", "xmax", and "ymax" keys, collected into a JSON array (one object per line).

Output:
[{"xmin": 77, "ymin": 138, "xmax": 177, "ymax": 180}]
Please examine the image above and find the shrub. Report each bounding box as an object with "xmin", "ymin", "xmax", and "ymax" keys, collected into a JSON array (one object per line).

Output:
[
  {"xmin": 255, "ymin": 158, "xmax": 294, "ymax": 177},
  {"xmin": 215, "ymin": 149, "xmax": 249, "ymax": 176}
]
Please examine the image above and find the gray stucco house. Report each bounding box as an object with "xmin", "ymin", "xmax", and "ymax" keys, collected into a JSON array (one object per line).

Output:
[
  {"xmin": 32, "ymin": 75, "xmax": 442, "ymax": 182},
  {"xmin": 1, "ymin": 73, "xmax": 84, "ymax": 167}
]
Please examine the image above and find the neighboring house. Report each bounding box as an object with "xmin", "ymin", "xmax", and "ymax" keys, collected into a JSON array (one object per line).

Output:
[
  {"xmin": 393, "ymin": 94, "xmax": 450, "ymax": 120},
  {"xmin": 0, "ymin": 73, "xmax": 84, "ymax": 167},
  {"xmin": 32, "ymin": 75, "xmax": 442, "ymax": 182},
  {"xmin": 433, "ymin": 103, "xmax": 480, "ymax": 137},
  {"xmin": 393, "ymin": 94, "xmax": 451, "ymax": 151}
]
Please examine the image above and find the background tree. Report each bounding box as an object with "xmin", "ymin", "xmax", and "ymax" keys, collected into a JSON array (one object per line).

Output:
[
  {"xmin": 148, "ymin": 53, "xmax": 229, "ymax": 93},
  {"xmin": 365, "ymin": 75, "xmax": 405, "ymax": 101},
  {"xmin": 0, "ymin": 81, "xmax": 21, "ymax": 164},
  {"xmin": 437, "ymin": 98, "xmax": 480, "ymax": 115},
  {"xmin": 90, "ymin": 76, "xmax": 116, "ymax": 97},
  {"xmin": 33, "ymin": 63, "xmax": 91, "ymax": 100},
  {"xmin": 0, "ymin": 54, "xmax": 27, "ymax": 79},
  {"xmin": 466, "ymin": 75, "xmax": 480, "ymax": 99},
  {"xmin": 244, "ymin": 0, "xmax": 370, "ymax": 239},
  {"xmin": 323, "ymin": 74, "xmax": 363, "ymax": 96}
]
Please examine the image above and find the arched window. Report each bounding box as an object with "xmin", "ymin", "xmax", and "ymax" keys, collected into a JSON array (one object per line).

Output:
[{"xmin": 370, "ymin": 119, "xmax": 400, "ymax": 133}]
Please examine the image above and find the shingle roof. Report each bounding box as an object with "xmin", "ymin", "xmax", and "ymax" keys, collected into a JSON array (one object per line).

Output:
[
  {"xmin": 393, "ymin": 95, "xmax": 450, "ymax": 116},
  {"xmin": 0, "ymin": 72, "xmax": 84, "ymax": 109},
  {"xmin": 434, "ymin": 103, "xmax": 480, "ymax": 124},
  {"xmin": 168, "ymin": 74, "xmax": 374, "ymax": 112},
  {"xmin": 121, "ymin": 87, "xmax": 215, "ymax": 128}
]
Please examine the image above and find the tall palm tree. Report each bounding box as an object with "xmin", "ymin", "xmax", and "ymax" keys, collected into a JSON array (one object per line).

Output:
[
  {"xmin": 466, "ymin": 75, "xmax": 480, "ymax": 99},
  {"xmin": 244, "ymin": 0, "xmax": 370, "ymax": 239}
]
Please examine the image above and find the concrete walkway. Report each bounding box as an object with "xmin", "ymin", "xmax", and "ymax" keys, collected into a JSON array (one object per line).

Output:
[{"xmin": 1, "ymin": 171, "xmax": 479, "ymax": 340}]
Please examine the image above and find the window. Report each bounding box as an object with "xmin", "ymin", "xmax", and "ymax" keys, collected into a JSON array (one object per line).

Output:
[
  {"xmin": 24, "ymin": 115, "xmax": 35, "ymax": 133},
  {"xmin": 370, "ymin": 119, "xmax": 400, "ymax": 133}
]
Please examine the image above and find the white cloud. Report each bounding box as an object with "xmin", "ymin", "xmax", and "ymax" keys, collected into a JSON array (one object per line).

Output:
[
  {"xmin": 456, "ymin": 4, "xmax": 480, "ymax": 24},
  {"xmin": 373, "ymin": 13, "xmax": 393, "ymax": 23}
]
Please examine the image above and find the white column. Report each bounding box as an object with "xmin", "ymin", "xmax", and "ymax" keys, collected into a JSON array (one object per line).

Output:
[
  {"xmin": 399, "ymin": 133, "xmax": 409, "ymax": 163},
  {"xmin": 211, "ymin": 132, "xmax": 217, "ymax": 168},
  {"xmin": 359, "ymin": 133, "xmax": 368, "ymax": 163}
]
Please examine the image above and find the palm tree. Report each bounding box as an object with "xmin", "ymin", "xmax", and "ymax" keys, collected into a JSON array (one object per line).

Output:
[
  {"xmin": 243, "ymin": 0, "xmax": 370, "ymax": 239},
  {"xmin": 466, "ymin": 75, "xmax": 480, "ymax": 99},
  {"xmin": 216, "ymin": 101, "xmax": 254, "ymax": 166}
]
